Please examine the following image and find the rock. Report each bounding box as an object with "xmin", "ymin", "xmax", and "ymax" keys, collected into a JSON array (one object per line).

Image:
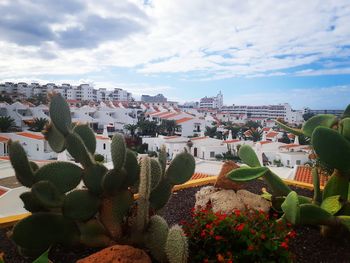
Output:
[
  {"xmin": 194, "ymin": 186, "xmax": 271, "ymax": 214},
  {"xmin": 194, "ymin": 185, "xmax": 217, "ymax": 209},
  {"xmin": 210, "ymin": 189, "xmax": 245, "ymax": 213},
  {"xmin": 77, "ymin": 245, "xmax": 152, "ymax": 263},
  {"xmin": 236, "ymin": 189, "xmax": 271, "ymax": 213},
  {"xmin": 214, "ymin": 161, "xmax": 244, "ymax": 190}
]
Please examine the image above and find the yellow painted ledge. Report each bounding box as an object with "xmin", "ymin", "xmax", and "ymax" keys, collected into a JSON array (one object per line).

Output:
[{"xmin": 0, "ymin": 176, "xmax": 318, "ymax": 228}]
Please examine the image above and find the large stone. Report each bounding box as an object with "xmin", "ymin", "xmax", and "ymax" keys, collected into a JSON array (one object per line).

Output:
[
  {"xmin": 194, "ymin": 186, "xmax": 271, "ymax": 213},
  {"xmin": 214, "ymin": 161, "xmax": 244, "ymax": 190},
  {"xmin": 237, "ymin": 189, "xmax": 271, "ymax": 213},
  {"xmin": 210, "ymin": 189, "xmax": 245, "ymax": 213},
  {"xmin": 77, "ymin": 245, "xmax": 152, "ymax": 263},
  {"xmin": 194, "ymin": 185, "xmax": 217, "ymax": 209}
]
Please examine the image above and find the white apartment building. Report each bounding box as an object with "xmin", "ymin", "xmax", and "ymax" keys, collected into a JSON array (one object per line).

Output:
[
  {"xmin": 221, "ymin": 103, "xmax": 303, "ymax": 124},
  {"xmin": 0, "ymin": 82, "xmax": 133, "ymax": 103},
  {"xmin": 199, "ymin": 91, "xmax": 223, "ymax": 109}
]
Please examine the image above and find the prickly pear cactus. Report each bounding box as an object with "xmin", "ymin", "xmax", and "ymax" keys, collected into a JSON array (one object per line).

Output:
[
  {"xmin": 8, "ymin": 93, "xmax": 195, "ymax": 261},
  {"xmin": 227, "ymin": 104, "xmax": 350, "ymax": 237}
]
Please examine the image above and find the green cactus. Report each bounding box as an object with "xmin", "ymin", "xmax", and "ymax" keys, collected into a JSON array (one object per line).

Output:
[
  {"xmin": 49, "ymin": 93, "xmax": 72, "ymax": 136},
  {"xmin": 166, "ymin": 152, "xmax": 195, "ymax": 185},
  {"xmin": 8, "ymin": 140, "xmax": 35, "ymax": 187},
  {"xmin": 31, "ymin": 181, "xmax": 63, "ymax": 208},
  {"xmin": 73, "ymin": 124, "xmax": 96, "ymax": 154},
  {"xmin": 8, "ymin": 93, "xmax": 194, "ymax": 261},
  {"xmin": 63, "ymin": 190, "xmax": 101, "ymax": 221},
  {"xmin": 111, "ymin": 133, "xmax": 126, "ymax": 170},
  {"xmin": 144, "ymin": 215, "xmax": 169, "ymax": 262},
  {"xmin": 165, "ymin": 225, "xmax": 188, "ymax": 263},
  {"xmin": 35, "ymin": 162, "xmax": 82, "ymax": 193},
  {"xmin": 228, "ymin": 104, "xmax": 350, "ymax": 237},
  {"xmin": 42, "ymin": 123, "xmax": 66, "ymax": 153}
]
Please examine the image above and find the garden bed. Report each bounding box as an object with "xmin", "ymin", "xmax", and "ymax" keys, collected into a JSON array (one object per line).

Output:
[{"xmin": 1, "ymin": 180, "xmax": 350, "ymax": 262}]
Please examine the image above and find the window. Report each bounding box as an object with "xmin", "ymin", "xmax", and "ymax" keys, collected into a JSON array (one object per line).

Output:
[
  {"xmin": 287, "ymin": 160, "xmax": 290, "ymax": 165},
  {"xmin": 36, "ymin": 144, "xmax": 39, "ymax": 151},
  {"xmin": 296, "ymin": 160, "xmax": 301, "ymax": 165},
  {"xmin": 103, "ymin": 143, "xmax": 106, "ymax": 150},
  {"xmin": 210, "ymin": 151, "xmax": 215, "ymax": 158}
]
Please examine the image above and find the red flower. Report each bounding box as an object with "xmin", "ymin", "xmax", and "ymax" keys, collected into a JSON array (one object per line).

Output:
[
  {"xmin": 236, "ymin": 223, "xmax": 245, "ymax": 232},
  {"xmin": 247, "ymin": 245, "xmax": 254, "ymax": 251},
  {"xmin": 260, "ymin": 234, "xmax": 266, "ymax": 240},
  {"xmin": 203, "ymin": 259, "xmax": 209, "ymax": 263},
  {"xmin": 215, "ymin": 235, "xmax": 224, "ymax": 240},
  {"xmin": 206, "ymin": 224, "xmax": 212, "ymax": 229},
  {"xmin": 234, "ymin": 210, "xmax": 241, "ymax": 216},
  {"xmin": 209, "ymin": 230, "xmax": 214, "ymax": 236},
  {"xmin": 288, "ymin": 230, "xmax": 297, "ymax": 238},
  {"xmin": 201, "ymin": 230, "xmax": 206, "ymax": 237},
  {"xmin": 280, "ymin": 242, "xmax": 289, "ymax": 249}
]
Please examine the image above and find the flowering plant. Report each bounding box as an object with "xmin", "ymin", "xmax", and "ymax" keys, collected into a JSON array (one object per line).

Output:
[{"xmin": 181, "ymin": 206, "xmax": 296, "ymax": 262}]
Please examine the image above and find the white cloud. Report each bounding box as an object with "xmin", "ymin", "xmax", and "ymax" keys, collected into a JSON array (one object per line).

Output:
[{"xmin": 0, "ymin": 0, "xmax": 350, "ymax": 79}]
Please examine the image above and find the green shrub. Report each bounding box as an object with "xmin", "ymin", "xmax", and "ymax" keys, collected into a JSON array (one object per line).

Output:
[
  {"xmin": 94, "ymin": 153, "xmax": 104, "ymax": 163},
  {"xmin": 182, "ymin": 207, "xmax": 295, "ymax": 262}
]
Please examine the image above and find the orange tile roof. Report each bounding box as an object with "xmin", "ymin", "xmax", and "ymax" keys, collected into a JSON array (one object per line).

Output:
[
  {"xmin": 161, "ymin": 112, "xmax": 181, "ymax": 119},
  {"xmin": 0, "ymin": 187, "xmax": 8, "ymax": 197},
  {"xmin": 17, "ymin": 132, "xmax": 44, "ymax": 140},
  {"xmin": 224, "ymin": 139, "xmax": 240, "ymax": 143},
  {"xmin": 294, "ymin": 166, "xmax": 328, "ymax": 186},
  {"xmin": 96, "ymin": 135, "xmax": 110, "ymax": 140},
  {"xmin": 0, "ymin": 136, "xmax": 9, "ymax": 143},
  {"xmin": 279, "ymin": 144, "xmax": 300, "ymax": 149},
  {"xmin": 262, "ymin": 127, "xmax": 271, "ymax": 132},
  {"xmin": 288, "ymin": 134, "xmax": 295, "ymax": 139},
  {"xmin": 266, "ymin": 131, "xmax": 279, "ymax": 137},
  {"xmin": 176, "ymin": 117, "xmax": 193, "ymax": 124},
  {"xmin": 259, "ymin": 141, "xmax": 273, "ymax": 145},
  {"xmin": 151, "ymin": 111, "xmax": 170, "ymax": 117}
]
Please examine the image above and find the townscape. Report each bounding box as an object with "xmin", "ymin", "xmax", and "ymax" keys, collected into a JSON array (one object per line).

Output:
[{"xmin": 1, "ymin": 1, "xmax": 350, "ymax": 262}]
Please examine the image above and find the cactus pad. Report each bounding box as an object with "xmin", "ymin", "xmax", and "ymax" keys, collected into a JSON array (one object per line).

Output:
[
  {"xmin": 82, "ymin": 163, "xmax": 108, "ymax": 195},
  {"xmin": 111, "ymin": 133, "xmax": 126, "ymax": 170},
  {"xmin": 31, "ymin": 181, "xmax": 63, "ymax": 208},
  {"xmin": 238, "ymin": 145, "xmax": 261, "ymax": 167},
  {"xmin": 73, "ymin": 124, "xmax": 96, "ymax": 154},
  {"xmin": 150, "ymin": 178, "xmax": 173, "ymax": 211},
  {"xmin": 42, "ymin": 123, "xmax": 66, "ymax": 153},
  {"xmin": 166, "ymin": 152, "xmax": 195, "ymax": 185},
  {"xmin": 35, "ymin": 162, "xmax": 82, "ymax": 193},
  {"xmin": 303, "ymin": 114, "xmax": 337, "ymax": 137},
  {"xmin": 312, "ymin": 127, "xmax": 350, "ymax": 171},
  {"xmin": 63, "ymin": 190, "xmax": 101, "ymax": 221},
  {"xmin": 9, "ymin": 140, "xmax": 35, "ymax": 187},
  {"xmin": 281, "ymin": 191, "xmax": 300, "ymax": 224},
  {"xmin": 150, "ymin": 159, "xmax": 162, "ymax": 190},
  {"xmin": 123, "ymin": 149, "xmax": 140, "ymax": 187},
  {"xmin": 227, "ymin": 166, "xmax": 269, "ymax": 181},
  {"xmin": 49, "ymin": 94, "xmax": 72, "ymax": 136}
]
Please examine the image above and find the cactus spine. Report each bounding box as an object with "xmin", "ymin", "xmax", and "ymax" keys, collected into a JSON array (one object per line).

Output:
[{"xmin": 8, "ymin": 93, "xmax": 194, "ymax": 260}]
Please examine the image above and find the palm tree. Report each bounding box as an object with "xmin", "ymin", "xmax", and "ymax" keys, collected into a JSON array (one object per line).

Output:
[
  {"xmin": 124, "ymin": 124, "xmax": 138, "ymax": 137},
  {"xmin": 246, "ymin": 128, "xmax": 262, "ymax": 142},
  {"xmin": 0, "ymin": 116, "xmax": 16, "ymax": 132},
  {"xmin": 29, "ymin": 117, "xmax": 49, "ymax": 132},
  {"xmin": 161, "ymin": 119, "xmax": 179, "ymax": 136}
]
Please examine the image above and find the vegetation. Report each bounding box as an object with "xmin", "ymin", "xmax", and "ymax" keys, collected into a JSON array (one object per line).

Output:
[
  {"xmin": 227, "ymin": 106, "xmax": 350, "ymax": 237},
  {"xmin": 8, "ymin": 94, "xmax": 195, "ymax": 262},
  {"xmin": 205, "ymin": 126, "xmax": 223, "ymax": 139},
  {"xmin": 280, "ymin": 131, "xmax": 291, "ymax": 144},
  {"xmin": 28, "ymin": 118, "xmax": 49, "ymax": 132},
  {"xmin": 0, "ymin": 116, "xmax": 16, "ymax": 132},
  {"xmin": 159, "ymin": 119, "xmax": 179, "ymax": 136},
  {"xmin": 124, "ymin": 124, "xmax": 138, "ymax": 137},
  {"xmin": 182, "ymin": 206, "xmax": 295, "ymax": 262}
]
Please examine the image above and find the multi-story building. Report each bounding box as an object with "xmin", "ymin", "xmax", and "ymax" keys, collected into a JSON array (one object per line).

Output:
[
  {"xmin": 199, "ymin": 91, "xmax": 223, "ymax": 109},
  {"xmin": 304, "ymin": 108, "xmax": 343, "ymax": 117},
  {"xmin": 0, "ymin": 82, "xmax": 133, "ymax": 103},
  {"xmin": 141, "ymin": 94, "xmax": 167, "ymax": 103},
  {"xmin": 221, "ymin": 103, "xmax": 303, "ymax": 124}
]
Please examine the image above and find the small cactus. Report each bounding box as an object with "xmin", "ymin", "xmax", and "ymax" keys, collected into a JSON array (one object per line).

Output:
[
  {"xmin": 228, "ymin": 104, "xmax": 350, "ymax": 237},
  {"xmin": 8, "ymin": 93, "xmax": 194, "ymax": 260},
  {"xmin": 165, "ymin": 225, "xmax": 188, "ymax": 263}
]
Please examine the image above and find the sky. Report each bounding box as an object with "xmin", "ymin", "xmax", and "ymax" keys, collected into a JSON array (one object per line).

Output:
[{"xmin": 1, "ymin": 0, "xmax": 350, "ymax": 109}]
